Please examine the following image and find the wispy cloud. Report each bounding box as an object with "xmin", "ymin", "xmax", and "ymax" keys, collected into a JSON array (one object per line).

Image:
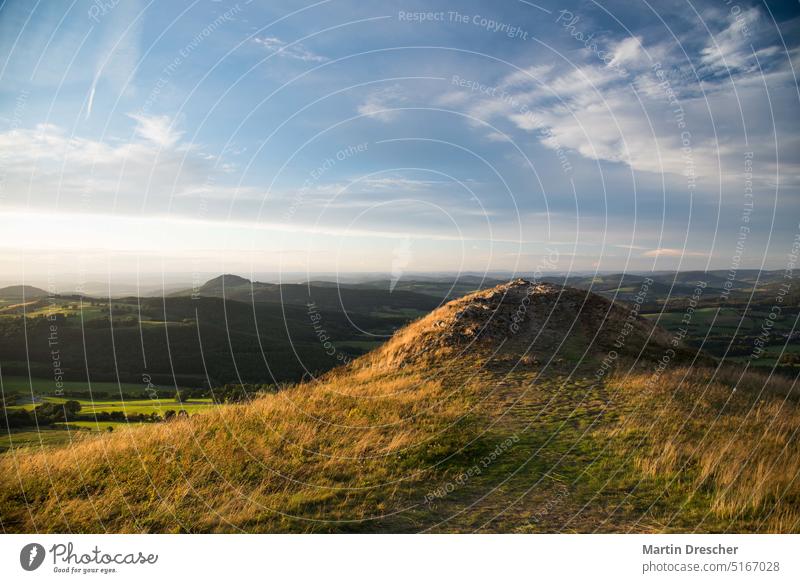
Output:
[
  {"xmin": 642, "ymin": 248, "xmax": 706, "ymax": 258},
  {"xmin": 253, "ymin": 36, "xmax": 327, "ymax": 62},
  {"xmin": 86, "ymin": 0, "xmax": 144, "ymax": 119},
  {"xmin": 441, "ymin": 5, "xmax": 797, "ymax": 193},
  {"xmin": 0, "ymin": 116, "xmax": 249, "ymax": 214},
  {"xmin": 699, "ymin": 7, "xmax": 763, "ymax": 73},
  {"xmin": 359, "ymin": 176, "xmax": 448, "ymax": 190},
  {"xmin": 357, "ymin": 85, "xmax": 407, "ymax": 121},
  {"xmin": 127, "ymin": 113, "xmax": 184, "ymax": 148}
]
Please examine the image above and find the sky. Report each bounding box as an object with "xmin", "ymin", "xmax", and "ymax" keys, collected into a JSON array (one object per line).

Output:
[{"xmin": 0, "ymin": 0, "xmax": 798, "ymax": 285}]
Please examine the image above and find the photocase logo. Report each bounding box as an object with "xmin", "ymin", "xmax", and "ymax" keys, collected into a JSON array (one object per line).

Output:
[{"xmin": 20, "ymin": 543, "xmax": 46, "ymax": 571}]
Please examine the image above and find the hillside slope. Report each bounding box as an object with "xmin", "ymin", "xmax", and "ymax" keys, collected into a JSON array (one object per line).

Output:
[
  {"xmin": 0, "ymin": 285, "xmax": 48, "ymax": 301},
  {"xmin": 1, "ymin": 280, "xmax": 798, "ymax": 533}
]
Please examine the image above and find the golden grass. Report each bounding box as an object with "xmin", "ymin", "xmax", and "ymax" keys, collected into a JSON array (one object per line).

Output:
[
  {"xmin": 609, "ymin": 366, "xmax": 800, "ymax": 532},
  {"xmin": 4, "ymin": 359, "xmax": 797, "ymax": 533},
  {"xmin": 2, "ymin": 281, "xmax": 798, "ymax": 533},
  {"xmin": 0, "ymin": 365, "xmax": 485, "ymax": 532}
]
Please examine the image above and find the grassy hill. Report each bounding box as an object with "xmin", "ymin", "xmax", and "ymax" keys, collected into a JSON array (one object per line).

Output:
[
  {"xmin": 1, "ymin": 280, "xmax": 797, "ymax": 533},
  {"xmin": 0, "ymin": 294, "xmax": 418, "ymax": 387},
  {"xmin": 0, "ymin": 285, "xmax": 48, "ymax": 302},
  {"xmin": 179, "ymin": 273, "xmax": 443, "ymax": 314}
]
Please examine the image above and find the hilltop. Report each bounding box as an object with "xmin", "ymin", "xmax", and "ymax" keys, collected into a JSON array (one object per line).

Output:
[
  {"xmin": 1, "ymin": 281, "xmax": 797, "ymax": 533},
  {"xmin": 363, "ymin": 279, "xmax": 674, "ymax": 368},
  {"xmin": 0, "ymin": 285, "xmax": 48, "ymax": 301},
  {"xmin": 198, "ymin": 273, "xmax": 253, "ymax": 294}
]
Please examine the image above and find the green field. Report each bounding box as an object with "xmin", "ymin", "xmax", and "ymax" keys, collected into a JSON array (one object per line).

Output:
[
  {"xmin": 643, "ymin": 306, "xmax": 746, "ymax": 329},
  {"xmin": 1, "ymin": 420, "xmax": 164, "ymax": 453},
  {"xmin": 1, "ymin": 375, "xmax": 151, "ymax": 396},
  {"xmin": 725, "ymin": 343, "xmax": 800, "ymax": 366},
  {"xmin": 2, "ymin": 397, "xmax": 219, "ymax": 453},
  {"xmin": 7, "ymin": 396, "xmax": 217, "ymax": 416},
  {"xmin": 369, "ymin": 307, "xmax": 428, "ymax": 319},
  {"xmin": 0, "ymin": 298, "xmax": 111, "ymax": 320},
  {"xmin": 0, "ymin": 428, "xmax": 75, "ymax": 453}
]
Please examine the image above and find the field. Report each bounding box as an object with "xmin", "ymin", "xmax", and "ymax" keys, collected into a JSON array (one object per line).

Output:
[
  {"xmin": 6, "ymin": 396, "xmax": 216, "ymax": 415},
  {"xmin": 0, "ymin": 297, "xmax": 120, "ymax": 320},
  {"xmin": 0, "ymin": 291, "xmax": 426, "ymax": 388},
  {"xmin": 1, "ymin": 396, "xmax": 217, "ymax": 453},
  {"xmin": 0, "ymin": 429, "xmax": 75, "ymax": 453},
  {"xmin": 641, "ymin": 304, "xmax": 798, "ymax": 371},
  {"xmin": 1, "ymin": 376, "xmax": 149, "ymax": 397}
]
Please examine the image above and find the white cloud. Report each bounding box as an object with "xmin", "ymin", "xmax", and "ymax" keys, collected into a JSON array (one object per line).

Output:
[
  {"xmin": 444, "ymin": 9, "xmax": 798, "ymax": 196},
  {"xmin": 700, "ymin": 7, "xmax": 761, "ymax": 72},
  {"xmin": 253, "ymin": 36, "xmax": 327, "ymax": 63},
  {"xmin": 359, "ymin": 176, "xmax": 447, "ymax": 190},
  {"xmin": 608, "ymin": 36, "xmax": 644, "ymax": 69},
  {"xmin": 642, "ymin": 248, "xmax": 706, "ymax": 258},
  {"xmin": 485, "ymin": 131, "xmax": 509, "ymax": 142},
  {"xmin": 127, "ymin": 113, "xmax": 184, "ymax": 148},
  {"xmin": 357, "ymin": 85, "xmax": 406, "ymax": 121},
  {"xmin": 0, "ymin": 116, "xmax": 253, "ymax": 215}
]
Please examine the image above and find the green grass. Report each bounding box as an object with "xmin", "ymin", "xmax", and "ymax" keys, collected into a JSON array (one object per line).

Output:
[
  {"xmin": 644, "ymin": 306, "xmax": 796, "ymax": 334},
  {"xmin": 7, "ymin": 397, "xmax": 217, "ymax": 416},
  {"xmin": 78, "ymin": 398, "xmax": 215, "ymax": 415},
  {"xmin": 643, "ymin": 307, "xmax": 742, "ymax": 328},
  {"xmin": 724, "ymin": 343, "xmax": 800, "ymax": 366},
  {"xmin": 54, "ymin": 420, "xmax": 146, "ymax": 431},
  {"xmin": 0, "ymin": 429, "xmax": 75, "ymax": 453},
  {"xmin": 1, "ymin": 376, "xmax": 150, "ymax": 397},
  {"xmin": 0, "ymin": 302, "xmax": 106, "ymax": 320}
]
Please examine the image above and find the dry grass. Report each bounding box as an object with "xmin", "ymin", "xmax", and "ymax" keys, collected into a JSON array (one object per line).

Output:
[
  {"xmin": 2, "ymin": 281, "xmax": 798, "ymax": 533},
  {"xmin": 608, "ymin": 366, "xmax": 800, "ymax": 532},
  {"xmin": 0, "ymin": 367, "xmax": 482, "ymax": 532}
]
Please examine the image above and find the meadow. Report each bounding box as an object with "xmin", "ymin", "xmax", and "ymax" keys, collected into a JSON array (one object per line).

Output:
[
  {"xmin": 1, "ymin": 280, "xmax": 796, "ymax": 533},
  {"xmin": 1, "ymin": 375, "xmax": 147, "ymax": 397},
  {"xmin": 1, "ymin": 396, "xmax": 217, "ymax": 453}
]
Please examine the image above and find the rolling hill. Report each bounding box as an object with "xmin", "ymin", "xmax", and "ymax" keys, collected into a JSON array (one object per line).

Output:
[
  {"xmin": 0, "ymin": 273, "xmax": 451, "ymax": 388},
  {"xmin": 177, "ymin": 273, "xmax": 444, "ymax": 314},
  {"xmin": 0, "ymin": 295, "xmax": 405, "ymax": 388},
  {"xmin": 0, "ymin": 285, "xmax": 48, "ymax": 301},
  {"xmin": 1, "ymin": 280, "xmax": 797, "ymax": 533}
]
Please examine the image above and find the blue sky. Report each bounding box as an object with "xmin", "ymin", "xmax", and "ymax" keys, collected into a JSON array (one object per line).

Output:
[{"xmin": 0, "ymin": 0, "xmax": 798, "ymax": 281}]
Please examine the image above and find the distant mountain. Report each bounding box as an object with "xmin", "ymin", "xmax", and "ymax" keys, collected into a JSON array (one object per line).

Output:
[
  {"xmin": 0, "ymin": 285, "xmax": 48, "ymax": 301},
  {"xmin": 306, "ymin": 276, "xmax": 507, "ymax": 299},
  {"xmin": 198, "ymin": 273, "xmax": 253, "ymax": 294},
  {"xmin": 177, "ymin": 274, "xmax": 443, "ymax": 313},
  {"xmin": 547, "ymin": 270, "xmax": 787, "ymax": 303}
]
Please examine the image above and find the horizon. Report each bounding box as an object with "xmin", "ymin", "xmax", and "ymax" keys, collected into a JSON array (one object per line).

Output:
[{"xmin": 1, "ymin": 265, "xmax": 790, "ymax": 301}]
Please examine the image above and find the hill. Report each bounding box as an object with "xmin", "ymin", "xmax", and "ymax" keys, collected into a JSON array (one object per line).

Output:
[
  {"xmin": 0, "ymin": 295, "xmax": 405, "ymax": 387},
  {"xmin": 178, "ymin": 274, "xmax": 444, "ymax": 314},
  {"xmin": 1, "ymin": 280, "xmax": 797, "ymax": 533},
  {"xmin": 552, "ymin": 269, "xmax": 788, "ymax": 304},
  {"xmin": 306, "ymin": 275, "xmax": 508, "ymax": 299},
  {"xmin": 0, "ymin": 285, "xmax": 48, "ymax": 301},
  {"xmin": 197, "ymin": 273, "xmax": 252, "ymax": 294}
]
